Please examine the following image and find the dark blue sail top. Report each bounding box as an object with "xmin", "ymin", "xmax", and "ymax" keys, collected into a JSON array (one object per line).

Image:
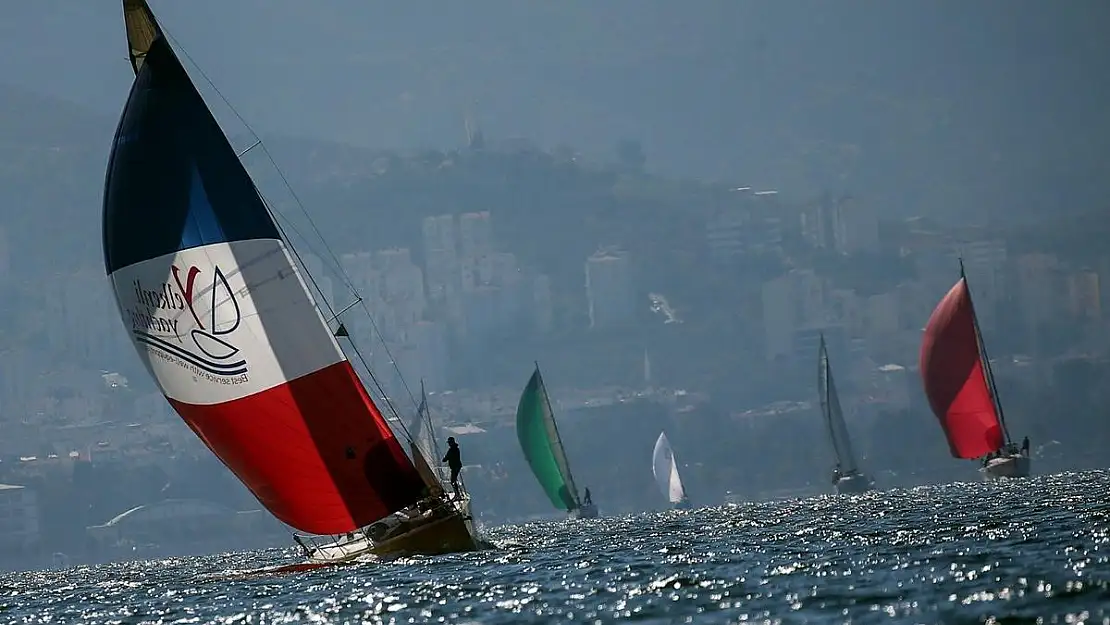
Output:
[{"xmin": 102, "ymin": 35, "xmax": 280, "ymax": 275}]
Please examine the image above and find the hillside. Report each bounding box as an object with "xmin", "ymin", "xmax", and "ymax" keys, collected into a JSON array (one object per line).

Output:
[{"xmin": 0, "ymin": 85, "xmax": 116, "ymax": 272}]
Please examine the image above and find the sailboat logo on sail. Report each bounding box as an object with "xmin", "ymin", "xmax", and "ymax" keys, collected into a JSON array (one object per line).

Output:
[{"xmin": 126, "ymin": 262, "xmax": 249, "ymax": 380}]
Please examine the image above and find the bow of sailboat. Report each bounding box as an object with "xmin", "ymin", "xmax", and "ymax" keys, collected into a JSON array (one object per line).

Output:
[{"xmin": 104, "ymin": 0, "xmax": 480, "ymax": 555}]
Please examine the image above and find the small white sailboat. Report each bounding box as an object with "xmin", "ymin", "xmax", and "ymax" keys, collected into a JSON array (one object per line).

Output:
[
  {"xmin": 818, "ymin": 335, "xmax": 875, "ymax": 495},
  {"xmin": 652, "ymin": 432, "xmax": 691, "ymax": 509}
]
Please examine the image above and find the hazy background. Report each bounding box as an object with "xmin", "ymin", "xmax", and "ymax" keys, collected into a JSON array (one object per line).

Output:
[{"xmin": 0, "ymin": 0, "xmax": 1108, "ymax": 570}]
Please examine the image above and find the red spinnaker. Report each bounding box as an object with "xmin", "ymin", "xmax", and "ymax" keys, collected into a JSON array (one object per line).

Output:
[
  {"xmin": 171, "ymin": 362, "xmax": 426, "ymax": 535},
  {"xmin": 919, "ymin": 279, "xmax": 1004, "ymax": 459}
]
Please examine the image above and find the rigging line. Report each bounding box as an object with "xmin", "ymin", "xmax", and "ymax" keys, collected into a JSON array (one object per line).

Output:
[
  {"xmin": 161, "ymin": 29, "xmax": 361, "ymax": 304},
  {"xmin": 345, "ymin": 332, "xmax": 416, "ymax": 442},
  {"xmin": 354, "ymin": 296, "xmax": 423, "ymax": 415},
  {"xmin": 255, "ymin": 191, "xmax": 339, "ymax": 320},
  {"xmin": 236, "ymin": 139, "xmax": 261, "ymax": 158},
  {"xmin": 253, "ymin": 181, "xmax": 413, "ymax": 440},
  {"xmin": 348, "ymin": 335, "xmax": 410, "ymax": 432},
  {"xmin": 258, "ymin": 198, "xmax": 425, "ymax": 420},
  {"xmin": 162, "ymin": 27, "xmax": 352, "ymax": 316},
  {"xmin": 161, "ymin": 28, "xmax": 427, "ymax": 418},
  {"xmin": 260, "ymin": 192, "xmax": 414, "ymax": 442}
]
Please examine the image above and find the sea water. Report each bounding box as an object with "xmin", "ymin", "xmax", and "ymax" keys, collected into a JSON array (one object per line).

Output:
[{"xmin": 2, "ymin": 470, "xmax": 1106, "ymax": 623}]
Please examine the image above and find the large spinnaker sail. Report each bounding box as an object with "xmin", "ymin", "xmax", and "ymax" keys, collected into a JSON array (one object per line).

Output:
[
  {"xmin": 919, "ymin": 278, "xmax": 1004, "ymax": 459},
  {"xmin": 103, "ymin": 10, "xmax": 425, "ymax": 535},
  {"xmin": 515, "ymin": 367, "xmax": 581, "ymax": 511},
  {"xmin": 652, "ymin": 432, "xmax": 686, "ymax": 505},
  {"xmin": 818, "ymin": 336, "xmax": 859, "ymax": 473}
]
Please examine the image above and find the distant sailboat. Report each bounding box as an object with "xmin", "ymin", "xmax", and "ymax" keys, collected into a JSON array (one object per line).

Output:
[
  {"xmin": 652, "ymin": 432, "xmax": 691, "ymax": 509},
  {"xmin": 515, "ymin": 365, "xmax": 599, "ymax": 519},
  {"xmin": 104, "ymin": 0, "xmax": 481, "ymax": 561},
  {"xmin": 818, "ymin": 334, "xmax": 874, "ymax": 494},
  {"xmin": 920, "ymin": 260, "xmax": 1031, "ymax": 480}
]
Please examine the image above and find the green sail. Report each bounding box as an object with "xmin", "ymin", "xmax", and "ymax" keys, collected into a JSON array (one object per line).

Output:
[{"xmin": 516, "ymin": 367, "xmax": 581, "ymax": 511}]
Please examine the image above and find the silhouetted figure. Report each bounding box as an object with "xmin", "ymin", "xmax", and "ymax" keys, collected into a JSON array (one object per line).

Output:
[
  {"xmin": 583, "ymin": 487, "xmax": 593, "ymax": 506},
  {"xmin": 1021, "ymin": 436, "xmax": 1030, "ymax": 455},
  {"xmin": 443, "ymin": 437, "xmax": 462, "ymax": 495}
]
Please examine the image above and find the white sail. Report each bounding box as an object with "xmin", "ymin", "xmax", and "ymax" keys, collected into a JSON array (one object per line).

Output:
[{"xmin": 652, "ymin": 432, "xmax": 686, "ymax": 505}]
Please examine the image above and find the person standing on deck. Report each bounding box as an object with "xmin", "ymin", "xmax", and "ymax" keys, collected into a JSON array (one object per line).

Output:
[
  {"xmin": 583, "ymin": 487, "xmax": 593, "ymax": 506},
  {"xmin": 443, "ymin": 437, "xmax": 463, "ymax": 496},
  {"xmin": 1021, "ymin": 436, "xmax": 1030, "ymax": 456}
]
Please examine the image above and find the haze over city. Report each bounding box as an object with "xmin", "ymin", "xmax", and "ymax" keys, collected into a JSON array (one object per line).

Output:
[{"xmin": 0, "ymin": 0, "xmax": 1108, "ymax": 573}]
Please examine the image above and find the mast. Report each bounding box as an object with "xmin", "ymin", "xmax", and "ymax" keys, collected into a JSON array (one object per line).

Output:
[
  {"xmin": 534, "ymin": 362, "xmax": 582, "ymax": 509},
  {"xmin": 418, "ymin": 379, "xmax": 444, "ymax": 474},
  {"xmin": 959, "ymin": 258, "xmax": 1012, "ymax": 445},
  {"xmin": 818, "ymin": 334, "xmax": 839, "ymax": 466}
]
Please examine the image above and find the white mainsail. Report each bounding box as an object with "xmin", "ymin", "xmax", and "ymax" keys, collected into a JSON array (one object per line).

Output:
[{"xmin": 652, "ymin": 432, "xmax": 687, "ymax": 505}]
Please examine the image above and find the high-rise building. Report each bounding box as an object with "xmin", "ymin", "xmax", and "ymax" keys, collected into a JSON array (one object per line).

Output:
[
  {"xmin": 0, "ymin": 484, "xmax": 39, "ymax": 552},
  {"xmin": 338, "ymin": 252, "xmax": 381, "ymax": 345},
  {"xmin": 300, "ymin": 253, "xmax": 335, "ymax": 312},
  {"xmin": 585, "ymin": 249, "xmax": 635, "ymax": 330},
  {"xmin": 1014, "ymin": 253, "xmax": 1061, "ymax": 349},
  {"xmin": 421, "ymin": 215, "xmax": 460, "ymax": 303},
  {"xmin": 705, "ymin": 208, "xmax": 748, "ymax": 262},
  {"xmin": 411, "ymin": 320, "xmax": 449, "ymax": 391},
  {"xmin": 422, "ymin": 214, "xmax": 457, "ymax": 257},
  {"xmin": 761, "ymin": 269, "xmax": 828, "ymax": 361},
  {"xmin": 801, "ymin": 194, "xmax": 878, "ymax": 255},
  {"xmin": 458, "ymin": 211, "xmax": 493, "ymax": 261},
  {"xmin": 706, "ymin": 190, "xmax": 785, "ymax": 262},
  {"xmin": 461, "ymin": 286, "xmax": 502, "ymax": 340},
  {"xmin": 478, "ymin": 252, "xmax": 520, "ymax": 287},
  {"xmin": 340, "ymin": 252, "xmax": 378, "ymax": 296},
  {"xmin": 833, "ymin": 195, "xmax": 879, "ymax": 254},
  {"xmin": 1068, "ymin": 270, "xmax": 1101, "ymax": 320}
]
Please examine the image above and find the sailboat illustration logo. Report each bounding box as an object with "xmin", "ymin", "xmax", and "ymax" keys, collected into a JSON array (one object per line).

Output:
[{"xmin": 131, "ymin": 264, "xmax": 249, "ymax": 377}]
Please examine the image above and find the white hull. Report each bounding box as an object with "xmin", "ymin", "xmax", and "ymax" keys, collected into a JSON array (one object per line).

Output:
[
  {"xmin": 570, "ymin": 503, "xmax": 599, "ymax": 519},
  {"xmin": 834, "ymin": 472, "xmax": 874, "ymax": 495},
  {"xmin": 980, "ymin": 454, "xmax": 1031, "ymax": 480}
]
